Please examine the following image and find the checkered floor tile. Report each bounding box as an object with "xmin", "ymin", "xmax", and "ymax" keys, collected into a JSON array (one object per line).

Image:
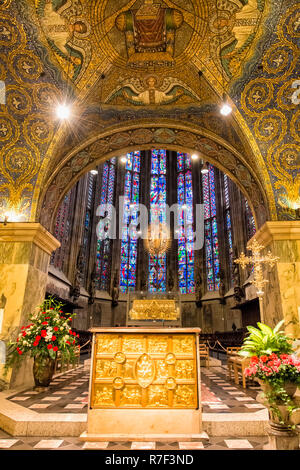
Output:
[
  {"xmin": 7, "ymin": 362, "xmax": 265, "ymax": 415},
  {"xmin": 0, "ymin": 428, "xmax": 269, "ymax": 450}
]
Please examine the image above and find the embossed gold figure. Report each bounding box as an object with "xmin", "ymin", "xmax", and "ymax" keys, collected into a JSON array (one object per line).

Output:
[
  {"xmin": 97, "ymin": 335, "xmax": 119, "ymax": 354},
  {"xmin": 94, "ymin": 386, "xmax": 114, "ymax": 406},
  {"xmin": 174, "ymin": 385, "xmax": 195, "ymax": 406},
  {"xmin": 96, "ymin": 359, "xmax": 117, "ymax": 378},
  {"xmin": 122, "ymin": 336, "xmax": 144, "ymax": 353},
  {"xmin": 120, "ymin": 386, "xmax": 142, "ymax": 406},
  {"xmin": 155, "ymin": 359, "xmax": 168, "ymax": 379},
  {"xmin": 173, "ymin": 336, "xmax": 194, "ymax": 354},
  {"xmin": 148, "ymin": 385, "xmax": 168, "ymax": 407}
]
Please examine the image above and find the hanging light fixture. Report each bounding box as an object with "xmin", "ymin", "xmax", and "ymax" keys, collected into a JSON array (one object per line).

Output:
[{"xmin": 144, "ymin": 223, "xmax": 171, "ymax": 258}]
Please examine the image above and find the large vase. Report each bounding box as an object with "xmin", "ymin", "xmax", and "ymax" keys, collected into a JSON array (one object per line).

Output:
[
  {"xmin": 257, "ymin": 379, "xmax": 298, "ymax": 426},
  {"xmin": 33, "ymin": 354, "xmax": 55, "ymax": 388}
]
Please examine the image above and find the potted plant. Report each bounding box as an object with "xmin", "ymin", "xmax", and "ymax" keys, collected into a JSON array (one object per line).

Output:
[
  {"xmin": 239, "ymin": 320, "xmax": 300, "ymax": 428},
  {"xmin": 4, "ymin": 297, "xmax": 80, "ymax": 389}
]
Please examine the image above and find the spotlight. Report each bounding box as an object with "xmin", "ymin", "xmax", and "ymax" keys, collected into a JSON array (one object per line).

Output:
[
  {"xmin": 121, "ymin": 156, "xmax": 127, "ymax": 164},
  {"xmin": 90, "ymin": 169, "xmax": 98, "ymax": 175},
  {"xmin": 220, "ymin": 102, "xmax": 232, "ymax": 116},
  {"xmin": 56, "ymin": 103, "xmax": 71, "ymax": 120},
  {"xmin": 191, "ymin": 153, "xmax": 199, "ymax": 160},
  {"xmin": 220, "ymin": 93, "xmax": 232, "ymax": 116},
  {"xmin": 201, "ymin": 162, "xmax": 209, "ymax": 174}
]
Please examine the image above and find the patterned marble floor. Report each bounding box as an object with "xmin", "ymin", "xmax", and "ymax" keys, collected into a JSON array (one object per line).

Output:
[
  {"xmin": 0, "ymin": 362, "xmax": 273, "ymax": 450},
  {"xmin": 0, "ymin": 427, "xmax": 269, "ymax": 450},
  {"xmin": 7, "ymin": 364, "xmax": 265, "ymax": 415}
]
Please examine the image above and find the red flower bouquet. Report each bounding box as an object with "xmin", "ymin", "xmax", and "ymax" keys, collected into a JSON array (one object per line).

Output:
[{"xmin": 5, "ymin": 298, "xmax": 79, "ymax": 371}]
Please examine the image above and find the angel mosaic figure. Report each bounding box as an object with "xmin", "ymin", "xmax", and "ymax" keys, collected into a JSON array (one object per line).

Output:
[{"xmin": 105, "ymin": 75, "xmax": 200, "ymax": 106}]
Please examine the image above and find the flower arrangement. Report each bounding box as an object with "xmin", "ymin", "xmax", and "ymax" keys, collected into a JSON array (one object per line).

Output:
[
  {"xmin": 5, "ymin": 297, "xmax": 79, "ymax": 372},
  {"xmin": 240, "ymin": 320, "xmax": 300, "ymax": 426},
  {"xmin": 244, "ymin": 353, "xmax": 300, "ymax": 386}
]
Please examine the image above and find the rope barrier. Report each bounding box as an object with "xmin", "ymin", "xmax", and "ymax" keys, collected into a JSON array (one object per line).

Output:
[
  {"xmin": 79, "ymin": 339, "xmax": 91, "ymax": 350},
  {"xmin": 216, "ymin": 340, "xmax": 229, "ymax": 352},
  {"xmin": 203, "ymin": 340, "xmax": 229, "ymax": 352},
  {"xmin": 206, "ymin": 341, "xmax": 218, "ymax": 350}
]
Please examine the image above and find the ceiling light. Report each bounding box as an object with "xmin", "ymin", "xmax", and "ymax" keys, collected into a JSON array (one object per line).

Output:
[
  {"xmin": 56, "ymin": 103, "xmax": 71, "ymax": 120},
  {"xmin": 220, "ymin": 93, "xmax": 232, "ymax": 116},
  {"xmin": 121, "ymin": 156, "xmax": 127, "ymax": 163},
  {"xmin": 191, "ymin": 153, "xmax": 199, "ymax": 160},
  {"xmin": 220, "ymin": 102, "xmax": 232, "ymax": 116},
  {"xmin": 90, "ymin": 169, "xmax": 98, "ymax": 175}
]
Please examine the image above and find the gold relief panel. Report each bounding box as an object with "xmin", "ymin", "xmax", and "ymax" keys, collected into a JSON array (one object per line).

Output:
[
  {"xmin": 120, "ymin": 360, "xmax": 135, "ymax": 380},
  {"xmin": 91, "ymin": 332, "xmax": 198, "ymax": 409},
  {"xmin": 173, "ymin": 385, "xmax": 196, "ymax": 408},
  {"xmin": 135, "ymin": 353, "xmax": 156, "ymax": 388},
  {"xmin": 147, "ymin": 335, "xmax": 169, "ymax": 354},
  {"xmin": 174, "ymin": 360, "xmax": 194, "ymax": 380},
  {"xmin": 95, "ymin": 359, "xmax": 118, "ymax": 379},
  {"xmin": 147, "ymin": 385, "xmax": 169, "ymax": 408},
  {"xmin": 122, "ymin": 334, "xmax": 145, "ymax": 354},
  {"xmin": 93, "ymin": 384, "xmax": 115, "ymax": 407},
  {"xmin": 173, "ymin": 336, "xmax": 194, "ymax": 355},
  {"xmin": 96, "ymin": 334, "xmax": 119, "ymax": 354},
  {"xmin": 120, "ymin": 385, "xmax": 143, "ymax": 407},
  {"xmin": 155, "ymin": 359, "xmax": 169, "ymax": 379}
]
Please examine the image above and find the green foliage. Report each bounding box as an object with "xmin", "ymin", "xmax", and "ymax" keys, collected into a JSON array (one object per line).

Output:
[{"xmin": 239, "ymin": 320, "xmax": 293, "ymax": 358}]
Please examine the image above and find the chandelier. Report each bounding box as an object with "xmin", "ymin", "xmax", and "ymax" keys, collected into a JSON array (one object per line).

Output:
[{"xmin": 144, "ymin": 222, "xmax": 171, "ymax": 257}]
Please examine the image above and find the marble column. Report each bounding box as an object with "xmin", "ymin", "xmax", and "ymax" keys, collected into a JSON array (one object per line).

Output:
[
  {"xmin": 251, "ymin": 221, "xmax": 300, "ymax": 339},
  {"xmin": 0, "ymin": 223, "xmax": 60, "ymax": 389}
]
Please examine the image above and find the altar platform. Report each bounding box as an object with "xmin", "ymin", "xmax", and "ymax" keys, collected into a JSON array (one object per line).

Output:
[{"xmin": 0, "ymin": 358, "xmax": 272, "ymax": 449}]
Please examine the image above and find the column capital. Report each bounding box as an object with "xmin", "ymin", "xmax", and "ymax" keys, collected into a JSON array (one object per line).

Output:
[
  {"xmin": 0, "ymin": 222, "xmax": 60, "ymax": 255},
  {"xmin": 251, "ymin": 221, "xmax": 300, "ymax": 247}
]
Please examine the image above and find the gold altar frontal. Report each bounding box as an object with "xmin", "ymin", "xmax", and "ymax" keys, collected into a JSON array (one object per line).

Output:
[{"xmin": 80, "ymin": 328, "xmax": 204, "ymax": 443}]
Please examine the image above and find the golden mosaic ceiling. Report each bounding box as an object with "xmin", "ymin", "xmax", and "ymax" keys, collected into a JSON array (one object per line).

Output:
[
  {"xmin": 0, "ymin": 0, "xmax": 299, "ymax": 225},
  {"xmin": 32, "ymin": 0, "xmax": 269, "ymax": 96}
]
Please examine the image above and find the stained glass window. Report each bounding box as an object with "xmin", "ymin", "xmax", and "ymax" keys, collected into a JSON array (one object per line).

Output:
[
  {"xmin": 149, "ymin": 149, "xmax": 167, "ymax": 292},
  {"xmin": 224, "ymin": 174, "xmax": 234, "ymax": 285},
  {"xmin": 96, "ymin": 158, "xmax": 116, "ymax": 290},
  {"xmin": 51, "ymin": 191, "xmax": 74, "ymax": 271},
  {"xmin": 177, "ymin": 152, "xmax": 195, "ymax": 294},
  {"xmin": 202, "ymin": 164, "xmax": 220, "ymax": 291},
  {"xmin": 81, "ymin": 173, "xmax": 95, "ymax": 283},
  {"xmin": 119, "ymin": 151, "xmax": 141, "ymax": 293},
  {"xmin": 245, "ymin": 198, "xmax": 256, "ymax": 240}
]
